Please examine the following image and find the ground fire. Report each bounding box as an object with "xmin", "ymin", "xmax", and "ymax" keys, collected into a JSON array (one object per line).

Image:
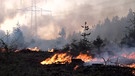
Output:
[
  {"xmin": 41, "ymin": 53, "xmax": 72, "ymax": 65},
  {"xmin": 27, "ymin": 47, "xmax": 40, "ymax": 52},
  {"xmin": 40, "ymin": 50, "xmax": 135, "ymax": 70},
  {"xmin": 127, "ymin": 63, "xmax": 135, "ymax": 68},
  {"xmin": 121, "ymin": 52, "xmax": 135, "ymax": 60},
  {"xmin": 120, "ymin": 52, "xmax": 135, "ymax": 68},
  {"xmin": 40, "ymin": 52, "xmax": 92, "ymax": 65},
  {"xmin": 75, "ymin": 53, "xmax": 92, "ymax": 62},
  {"xmin": 0, "ymin": 47, "xmax": 135, "ymax": 76}
]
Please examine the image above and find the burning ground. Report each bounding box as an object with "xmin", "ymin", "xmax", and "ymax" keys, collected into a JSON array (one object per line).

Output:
[
  {"xmin": 0, "ymin": 48, "xmax": 135, "ymax": 76},
  {"xmin": 0, "ymin": 0, "xmax": 135, "ymax": 76}
]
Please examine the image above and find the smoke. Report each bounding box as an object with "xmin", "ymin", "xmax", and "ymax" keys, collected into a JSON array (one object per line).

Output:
[
  {"xmin": 84, "ymin": 43, "xmax": 135, "ymax": 65},
  {"xmin": 1, "ymin": 0, "xmax": 135, "ymax": 35},
  {"xmin": 90, "ymin": 9, "xmax": 134, "ymax": 42},
  {"xmin": 34, "ymin": 0, "xmax": 135, "ymax": 39},
  {"xmin": 0, "ymin": 0, "xmax": 19, "ymax": 24}
]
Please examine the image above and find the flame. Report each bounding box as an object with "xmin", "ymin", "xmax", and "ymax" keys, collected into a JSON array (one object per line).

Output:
[
  {"xmin": 75, "ymin": 53, "xmax": 92, "ymax": 62},
  {"xmin": 28, "ymin": 47, "xmax": 40, "ymax": 52},
  {"xmin": 121, "ymin": 52, "xmax": 135, "ymax": 60},
  {"xmin": 48, "ymin": 49, "xmax": 54, "ymax": 52},
  {"xmin": 14, "ymin": 50, "xmax": 20, "ymax": 52},
  {"xmin": 127, "ymin": 63, "xmax": 135, "ymax": 68},
  {"xmin": 41, "ymin": 53, "xmax": 72, "ymax": 65},
  {"xmin": 41, "ymin": 52, "xmax": 93, "ymax": 65},
  {"xmin": 74, "ymin": 65, "xmax": 79, "ymax": 70},
  {"xmin": 120, "ymin": 52, "xmax": 135, "ymax": 69}
]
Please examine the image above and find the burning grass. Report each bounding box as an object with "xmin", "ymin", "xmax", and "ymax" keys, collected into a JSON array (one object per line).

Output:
[
  {"xmin": 121, "ymin": 52, "xmax": 135, "ymax": 60},
  {"xmin": 40, "ymin": 52, "xmax": 92, "ymax": 65},
  {"xmin": 127, "ymin": 63, "xmax": 135, "ymax": 68},
  {"xmin": 41, "ymin": 53, "xmax": 72, "ymax": 65},
  {"xmin": 0, "ymin": 49, "xmax": 135, "ymax": 76},
  {"xmin": 75, "ymin": 53, "xmax": 92, "ymax": 62}
]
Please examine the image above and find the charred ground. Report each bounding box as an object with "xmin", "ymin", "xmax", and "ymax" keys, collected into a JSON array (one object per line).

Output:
[{"xmin": 0, "ymin": 51, "xmax": 134, "ymax": 76}]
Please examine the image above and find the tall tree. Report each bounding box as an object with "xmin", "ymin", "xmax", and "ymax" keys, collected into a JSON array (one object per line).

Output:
[
  {"xmin": 121, "ymin": 11, "xmax": 135, "ymax": 47},
  {"xmin": 79, "ymin": 22, "xmax": 91, "ymax": 51},
  {"xmin": 11, "ymin": 25, "xmax": 25, "ymax": 50},
  {"xmin": 56, "ymin": 28, "xmax": 67, "ymax": 49},
  {"xmin": 59, "ymin": 27, "xmax": 66, "ymax": 38}
]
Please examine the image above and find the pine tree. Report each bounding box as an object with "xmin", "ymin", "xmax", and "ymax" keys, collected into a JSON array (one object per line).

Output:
[{"xmin": 79, "ymin": 22, "xmax": 91, "ymax": 51}]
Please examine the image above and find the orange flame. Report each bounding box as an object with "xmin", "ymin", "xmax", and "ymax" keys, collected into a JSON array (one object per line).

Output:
[
  {"xmin": 75, "ymin": 53, "xmax": 92, "ymax": 62},
  {"xmin": 41, "ymin": 53, "xmax": 72, "ymax": 65},
  {"xmin": 28, "ymin": 47, "xmax": 40, "ymax": 52},
  {"xmin": 40, "ymin": 52, "xmax": 92, "ymax": 65},
  {"xmin": 120, "ymin": 52, "xmax": 135, "ymax": 69},
  {"xmin": 127, "ymin": 63, "xmax": 135, "ymax": 68}
]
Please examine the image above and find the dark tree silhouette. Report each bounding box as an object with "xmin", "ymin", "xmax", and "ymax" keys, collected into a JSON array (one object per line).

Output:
[
  {"xmin": 66, "ymin": 22, "xmax": 92, "ymax": 52},
  {"xmin": 79, "ymin": 22, "xmax": 91, "ymax": 51},
  {"xmin": 0, "ymin": 23, "xmax": 25, "ymax": 52},
  {"xmin": 0, "ymin": 39, "xmax": 8, "ymax": 52},
  {"xmin": 93, "ymin": 36, "xmax": 104, "ymax": 53},
  {"xmin": 11, "ymin": 25, "xmax": 25, "ymax": 50},
  {"xmin": 121, "ymin": 11, "xmax": 135, "ymax": 47},
  {"xmin": 0, "ymin": 31, "xmax": 10, "ymax": 52}
]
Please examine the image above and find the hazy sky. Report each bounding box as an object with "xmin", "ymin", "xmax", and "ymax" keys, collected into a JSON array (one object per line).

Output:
[{"xmin": 0, "ymin": 0, "xmax": 135, "ymax": 40}]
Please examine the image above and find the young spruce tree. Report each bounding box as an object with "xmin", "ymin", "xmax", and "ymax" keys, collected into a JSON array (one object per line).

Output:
[{"xmin": 79, "ymin": 22, "xmax": 91, "ymax": 51}]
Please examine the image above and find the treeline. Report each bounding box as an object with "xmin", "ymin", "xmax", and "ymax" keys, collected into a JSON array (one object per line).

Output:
[
  {"xmin": 62, "ymin": 9, "xmax": 135, "ymax": 55},
  {"xmin": 0, "ymin": 9, "xmax": 135, "ymax": 53},
  {"xmin": 0, "ymin": 25, "xmax": 25, "ymax": 52}
]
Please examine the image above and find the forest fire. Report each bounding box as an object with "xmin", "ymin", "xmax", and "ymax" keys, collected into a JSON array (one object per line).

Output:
[
  {"xmin": 121, "ymin": 52, "xmax": 135, "ymax": 60},
  {"xmin": 40, "ymin": 50, "xmax": 135, "ymax": 68},
  {"xmin": 41, "ymin": 53, "xmax": 72, "ymax": 65},
  {"xmin": 40, "ymin": 52, "xmax": 92, "ymax": 65},
  {"xmin": 27, "ymin": 47, "xmax": 40, "ymax": 52},
  {"xmin": 75, "ymin": 53, "xmax": 92, "ymax": 62},
  {"xmin": 127, "ymin": 63, "xmax": 135, "ymax": 68},
  {"xmin": 48, "ymin": 49, "xmax": 54, "ymax": 52},
  {"xmin": 119, "ymin": 52, "xmax": 135, "ymax": 68}
]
